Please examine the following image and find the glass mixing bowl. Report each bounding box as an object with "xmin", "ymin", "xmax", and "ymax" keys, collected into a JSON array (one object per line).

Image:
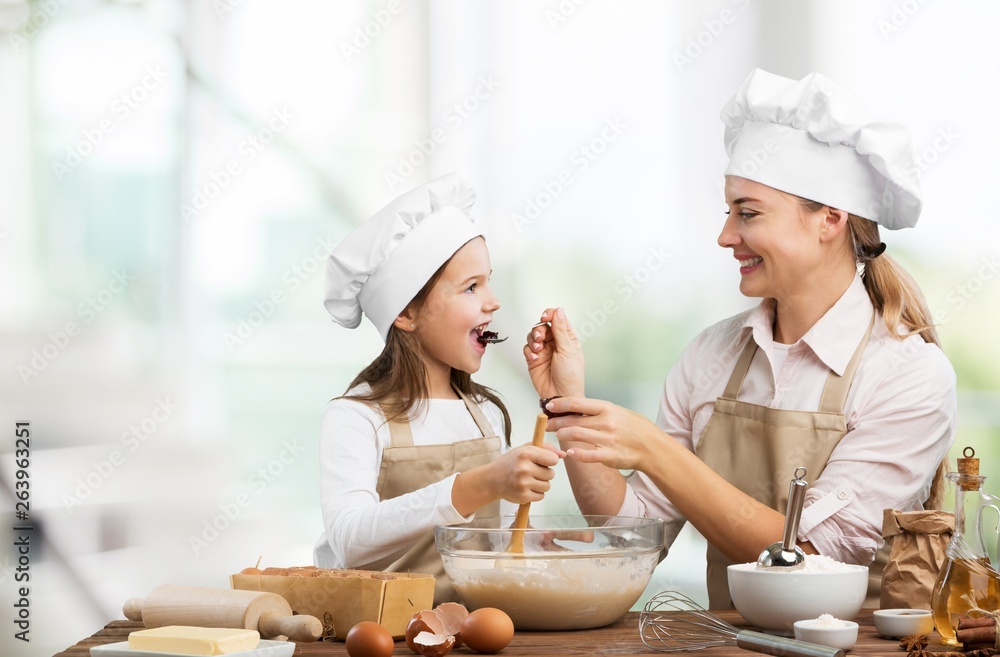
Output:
[{"xmin": 435, "ymin": 515, "xmax": 664, "ymax": 630}]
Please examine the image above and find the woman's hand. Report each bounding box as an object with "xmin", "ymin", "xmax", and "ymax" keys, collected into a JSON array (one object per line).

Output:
[
  {"xmin": 544, "ymin": 396, "xmax": 664, "ymax": 471},
  {"xmin": 523, "ymin": 307, "xmax": 586, "ymax": 399}
]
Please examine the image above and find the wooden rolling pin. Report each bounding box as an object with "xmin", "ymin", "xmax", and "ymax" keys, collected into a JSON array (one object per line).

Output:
[{"xmin": 123, "ymin": 584, "xmax": 322, "ymax": 642}]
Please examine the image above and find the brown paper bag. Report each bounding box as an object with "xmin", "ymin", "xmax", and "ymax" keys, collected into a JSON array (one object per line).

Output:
[{"xmin": 880, "ymin": 508, "xmax": 954, "ymax": 610}]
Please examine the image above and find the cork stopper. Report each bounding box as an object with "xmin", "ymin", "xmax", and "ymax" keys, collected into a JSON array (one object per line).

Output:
[{"xmin": 957, "ymin": 446, "xmax": 980, "ymax": 490}]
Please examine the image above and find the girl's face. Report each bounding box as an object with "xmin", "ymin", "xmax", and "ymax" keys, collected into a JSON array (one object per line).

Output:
[
  {"xmin": 410, "ymin": 237, "xmax": 500, "ymax": 376},
  {"xmin": 718, "ymin": 176, "xmax": 837, "ymax": 301}
]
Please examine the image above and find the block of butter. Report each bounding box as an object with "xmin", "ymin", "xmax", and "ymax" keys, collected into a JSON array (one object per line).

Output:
[{"xmin": 127, "ymin": 626, "xmax": 260, "ymax": 655}]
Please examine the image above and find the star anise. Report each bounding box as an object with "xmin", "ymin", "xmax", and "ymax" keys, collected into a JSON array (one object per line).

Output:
[
  {"xmin": 967, "ymin": 649, "xmax": 999, "ymax": 657},
  {"xmin": 900, "ymin": 634, "xmax": 929, "ymax": 651}
]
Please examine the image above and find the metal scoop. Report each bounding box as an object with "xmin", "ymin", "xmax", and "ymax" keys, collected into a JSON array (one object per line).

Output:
[
  {"xmin": 478, "ymin": 321, "xmax": 547, "ymax": 344},
  {"xmin": 757, "ymin": 466, "xmax": 808, "ymax": 568}
]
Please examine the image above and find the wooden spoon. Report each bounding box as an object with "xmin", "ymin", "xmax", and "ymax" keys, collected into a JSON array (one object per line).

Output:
[{"xmin": 505, "ymin": 413, "xmax": 549, "ymax": 553}]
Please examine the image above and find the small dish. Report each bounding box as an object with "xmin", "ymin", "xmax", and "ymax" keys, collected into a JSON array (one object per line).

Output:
[
  {"xmin": 872, "ymin": 608, "xmax": 934, "ymax": 638},
  {"xmin": 793, "ymin": 618, "xmax": 859, "ymax": 650}
]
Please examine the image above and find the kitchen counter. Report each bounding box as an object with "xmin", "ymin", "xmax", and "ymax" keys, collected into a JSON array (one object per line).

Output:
[{"xmin": 53, "ymin": 610, "xmax": 946, "ymax": 656}]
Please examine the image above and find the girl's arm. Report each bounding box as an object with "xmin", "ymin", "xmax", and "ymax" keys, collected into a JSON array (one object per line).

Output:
[{"xmin": 319, "ymin": 401, "xmax": 471, "ymax": 568}]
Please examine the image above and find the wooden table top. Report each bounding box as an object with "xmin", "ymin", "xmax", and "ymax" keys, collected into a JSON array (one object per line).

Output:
[{"xmin": 53, "ymin": 610, "xmax": 947, "ymax": 657}]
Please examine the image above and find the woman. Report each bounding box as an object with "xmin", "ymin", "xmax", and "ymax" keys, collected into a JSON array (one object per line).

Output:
[{"xmin": 524, "ymin": 69, "xmax": 956, "ymax": 608}]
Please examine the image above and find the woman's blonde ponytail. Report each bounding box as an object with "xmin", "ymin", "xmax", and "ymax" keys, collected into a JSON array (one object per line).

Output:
[{"xmin": 848, "ymin": 215, "xmax": 940, "ymax": 347}]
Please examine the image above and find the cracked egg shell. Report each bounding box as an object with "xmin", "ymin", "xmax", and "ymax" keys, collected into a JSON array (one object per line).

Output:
[
  {"xmin": 434, "ymin": 602, "xmax": 468, "ymax": 647},
  {"xmin": 406, "ymin": 611, "xmax": 446, "ymax": 653},
  {"xmin": 412, "ymin": 631, "xmax": 456, "ymax": 657}
]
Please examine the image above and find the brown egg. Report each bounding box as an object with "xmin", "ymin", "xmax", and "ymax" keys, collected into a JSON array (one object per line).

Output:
[
  {"xmin": 238, "ymin": 567, "xmax": 261, "ymax": 575},
  {"xmin": 345, "ymin": 621, "xmax": 394, "ymax": 657},
  {"xmin": 460, "ymin": 608, "xmax": 514, "ymax": 653}
]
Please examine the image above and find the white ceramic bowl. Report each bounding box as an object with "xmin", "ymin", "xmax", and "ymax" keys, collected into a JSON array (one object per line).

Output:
[
  {"xmin": 872, "ymin": 609, "xmax": 934, "ymax": 638},
  {"xmin": 728, "ymin": 563, "xmax": 869, "ymax": 633},
  {"xmin": 793, "ymin": 619, "xmax": 859, "ymax": 650}
]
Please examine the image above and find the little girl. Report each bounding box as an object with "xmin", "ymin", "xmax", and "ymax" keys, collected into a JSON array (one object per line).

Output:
[{"xmin": 313, "ymin": 173, "xmax": 561, "ymax": 603}]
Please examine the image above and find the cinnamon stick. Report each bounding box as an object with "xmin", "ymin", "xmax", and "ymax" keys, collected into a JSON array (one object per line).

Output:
[
  {"xmin": 957, "ymin": 626, "xmax": 995, "ymax": 644},
  {"xmin": 960, "ymin": 618, "xmax": 997, "ymax": 630}
]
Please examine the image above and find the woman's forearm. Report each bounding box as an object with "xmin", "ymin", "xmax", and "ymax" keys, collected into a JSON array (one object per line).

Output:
[
  {"xmin": 639, "ymin": 441, "xmax": 815, "ymax": 562},
  {"xmin": 560, "ymin": 447, "xmax": 627, "ymax": 516}
]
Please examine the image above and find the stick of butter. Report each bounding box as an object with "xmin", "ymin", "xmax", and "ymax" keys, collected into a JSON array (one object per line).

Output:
[{"xmin": 128, "ymin": 626, "xmax": 260, "ymax": 655}]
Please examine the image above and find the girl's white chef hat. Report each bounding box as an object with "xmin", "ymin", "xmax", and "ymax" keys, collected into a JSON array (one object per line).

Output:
[
  {"xmin": 324, "ymin": 173, "xmax": 482, "ymax": 341},
  {"xmin": 721, "ymin": 68, "xmax": 922, "ymax": 230}
]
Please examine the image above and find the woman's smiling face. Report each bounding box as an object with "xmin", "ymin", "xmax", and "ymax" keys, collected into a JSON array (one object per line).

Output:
[{"xmin": 718, "ymin": 176, "xmax": 832, "ymax": 301}]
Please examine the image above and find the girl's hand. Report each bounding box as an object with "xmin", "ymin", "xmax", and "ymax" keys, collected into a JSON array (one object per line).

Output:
[
  {"xmin": 544, "ymin": 396, "xmax": 662, "ymax": 471},
  {"xmin": 491, "ymin": 443, "xmax": 563, "ymax": 504},
  {"xmin": 523, "ymin": 307, "xmax": 586, "ymax": 399}
]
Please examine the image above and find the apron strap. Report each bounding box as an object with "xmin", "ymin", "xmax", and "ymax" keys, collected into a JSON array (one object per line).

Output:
[
  {"xmin": 380, "ymin": 385, "xmax": 495, "ymax": 448},
  {"xmin": 720, "ymin": 335, "xmax": 758, "ymax": 400},
  {"xmin": 377, "ymin": 399, "xmax": 415, "ymax": 448},
  {"xmin": 385, "ymin": 417, "xmax": 415, "ymax": 447},
  {"xmin": 454, "ymin": 387, "xmax": 494, "ymax": 438},
  {"xmin": 817, "ymin": 312, "xmax": 876, "ymax": 414}
]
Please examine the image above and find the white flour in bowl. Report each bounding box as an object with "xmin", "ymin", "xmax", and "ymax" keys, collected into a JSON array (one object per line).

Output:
[
  {"xmin": 733, "ymin": 554, "xmax": 857, "ymax": 573},
  {"xmin": 813, "ymin": 613, "xmax": 849, "ymax": 627}
]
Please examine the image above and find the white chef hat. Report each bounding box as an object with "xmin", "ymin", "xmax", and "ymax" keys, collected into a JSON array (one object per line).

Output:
[
  {"xmin": 721, "ymin": 68, "xmax": 922, "ymax": 230},
  {"xmin": 324, "ymin": 173, "xmax": 482, "ymax": 341}
]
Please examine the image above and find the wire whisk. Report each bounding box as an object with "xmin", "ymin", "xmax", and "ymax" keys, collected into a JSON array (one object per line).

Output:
[{"xmin": 639, "ymin": 591, "xmax": 844, "ymax": 657}]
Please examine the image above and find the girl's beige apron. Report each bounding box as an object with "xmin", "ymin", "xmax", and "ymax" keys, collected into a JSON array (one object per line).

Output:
[
  {"xmin": 361, "ymin": 389, "xmax": 501, "ymax": 604},
  {"xmin": 695, "ymin": 317, "xmax": 886, "ymax": 609}
]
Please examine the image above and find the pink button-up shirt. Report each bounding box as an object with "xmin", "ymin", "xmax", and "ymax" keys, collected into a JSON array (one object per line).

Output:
[{"xmin": 619, "ymin": 274, "xmax": 957, "ymax": 565}]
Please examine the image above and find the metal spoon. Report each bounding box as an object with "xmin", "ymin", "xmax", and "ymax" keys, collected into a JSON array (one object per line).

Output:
[
  {"xmin": 478, "ymin": 321, "xmax": 548, "ymax": 344},
  {"xmin": 757, "ymin": 466, "xmax": 809, "ymax": 568}
]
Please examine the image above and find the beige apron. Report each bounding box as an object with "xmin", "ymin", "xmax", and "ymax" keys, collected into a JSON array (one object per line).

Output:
[
  {"xmin": 362, "ymin": 388, "xmax": 501, "ymax": 604},
  {"xmin": 695, "ymin": 315, "xmax": 886, "ymax": 609}
]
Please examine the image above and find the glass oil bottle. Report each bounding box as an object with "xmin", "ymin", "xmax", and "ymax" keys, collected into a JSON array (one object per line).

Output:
[{"xmin": 931, "ymin": 447, "xmax": 1000, "ymax": 646}]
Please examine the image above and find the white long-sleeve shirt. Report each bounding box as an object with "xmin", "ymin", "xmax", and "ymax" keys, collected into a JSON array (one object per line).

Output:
[
  {"xmin": 313, "ymin": 387, "xmax": 516, "ymax": 569},
  {"xmin": 619, "ymin": 274, "xmax": 957, "ymax": 566}
]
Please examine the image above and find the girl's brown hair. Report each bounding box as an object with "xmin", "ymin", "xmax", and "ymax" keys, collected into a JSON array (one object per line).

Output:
[
  {"xmin": 337, "ymin": 245, "xmax": 512, "ymax": 445},
  {"xmin": 797, "ymin": 199, "xmax": 940, "ymax": 347}
]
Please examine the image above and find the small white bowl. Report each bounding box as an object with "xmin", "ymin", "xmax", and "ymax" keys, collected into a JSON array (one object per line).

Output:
[
  {"xmin": 793, "ymin": 619, "xmax": 859, "ymax": 650},
  {"xmin": 872, "ymin": 609, "xmax": 934, "ymax": 638}
]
